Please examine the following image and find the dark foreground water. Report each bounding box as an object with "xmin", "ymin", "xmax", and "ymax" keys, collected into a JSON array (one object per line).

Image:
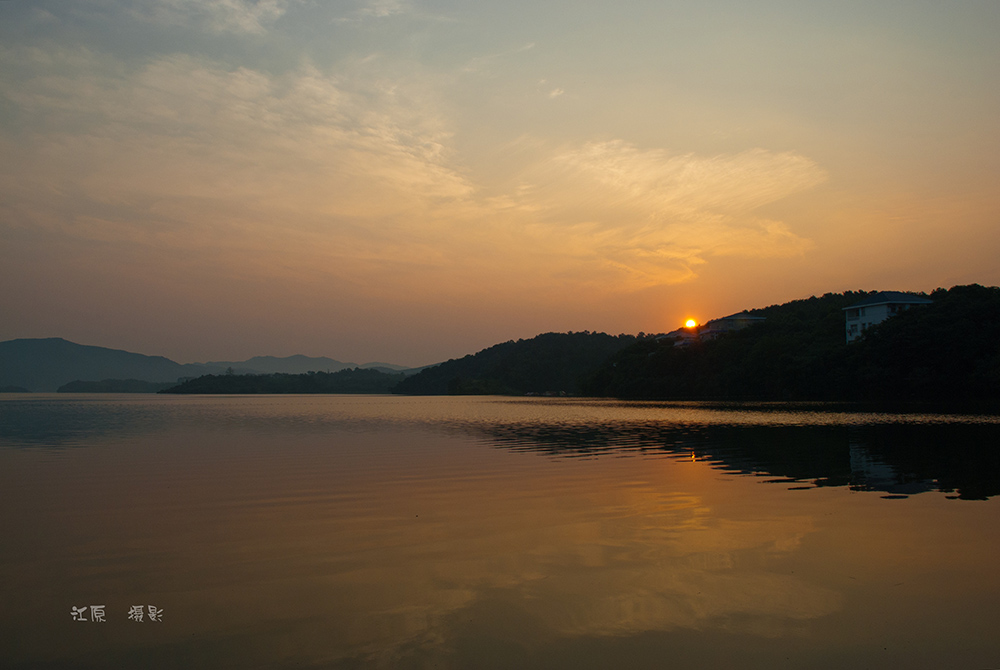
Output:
[{"xmin": 2, "ymin": 394, "xmax": 1000, "ymax": 669}]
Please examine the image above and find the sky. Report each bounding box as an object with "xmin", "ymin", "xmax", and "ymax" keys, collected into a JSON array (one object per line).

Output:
[{"xmin": 1, "ymin": 0, "xmax": 998, "ymax": 366}]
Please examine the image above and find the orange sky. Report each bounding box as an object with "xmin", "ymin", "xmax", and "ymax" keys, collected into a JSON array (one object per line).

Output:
[{"xmin": 1, "ymin": 1, "xmax": 998, "ymax": 365}]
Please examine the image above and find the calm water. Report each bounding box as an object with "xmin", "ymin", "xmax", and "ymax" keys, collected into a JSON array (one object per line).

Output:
[{"xmin": 2, "ymin": 394, "xmax": 1000, "ymax": 669}]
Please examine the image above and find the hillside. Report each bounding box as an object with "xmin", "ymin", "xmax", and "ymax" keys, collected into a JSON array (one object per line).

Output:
[
  {"xmin": 161, "ymin": 369, "xmax": 406, "ymax": 394},
  {"xmin": 393, "ymin": 332, "xmax": 643, "ymax": 396},
  {"xmin": 845, "ymin": 284, "xmax": 1000, "ymax": 401},
  {"xmin": 9, "ymin": 285, "xmax": 996, "ymax": 399},
  {"xmin": 0, "ymin": 338, "xmax": 212, "ymax": 392},
  {"xmin": 583, "ymin": 285, "xmax": 1000, "ymax": 402}
]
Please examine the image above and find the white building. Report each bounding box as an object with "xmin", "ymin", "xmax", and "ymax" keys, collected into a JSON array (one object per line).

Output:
[
  {"xmin": 699, "ymin": 312, "xmax": 767, "ymax": 340},
  {"xmin": 660, "ymin": 312, "xmax": 765, "ymax": 346},
  {"xmin": 842, "ymin": 291, "xmax": 932, "ymax": 342}
]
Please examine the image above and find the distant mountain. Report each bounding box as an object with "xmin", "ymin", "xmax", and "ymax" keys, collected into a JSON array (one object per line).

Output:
[
  {"xmin": 0, "ymin": 338, "xmax": 221, "ymax": 392},
  {"xmin": 189, "ymin": 356, "xmax": 428, "ymax": 375},
  {"xmin": 199, "ymin": 354, "xmax": 357, "ymax": 375},
  {"xmin": 0, "ymin": 338, "xmax": 417, "ymax": 392},
  {"xmin": 358, "ymin": 361, "xmax": 409, "ymax": 371},
  {"xmin": 161, "ymin": 369, "xmax": 407, "ymax": 394},
  {"xmin": 393, "ymin": 332, "xmax": 644, "ymax": 396},
  {"xmin": 57, "ymin": 379, "xmax": 178, "ymax": 393}
]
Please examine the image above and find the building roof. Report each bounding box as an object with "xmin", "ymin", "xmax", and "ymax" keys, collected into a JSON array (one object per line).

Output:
[
  {"xmin": 842, "ymin": 291, "xmax": 933, "ymax": 310},
  {"xmin": 711, "ymin": 312, "xmax": 767, "ymax": 322}
]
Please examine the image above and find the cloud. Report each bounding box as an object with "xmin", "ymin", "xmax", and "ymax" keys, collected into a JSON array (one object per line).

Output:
[
  {"xmin": 545, "ymin": 140, "xmax": 824, "ymax": 218},
  {"xmin": 0, "ymin": 48, "xmax": 484, "ymax": 298},
  {"xmin": 3, "ymin": 48, "xmax": 469, "ymax": 212},
  {"xmin": 463, "ymin": 43, "xmax": 537, "ymax": 74},
  {"xmin": 0, "ymin": 46, "xmax": 825, "ymax": 304},
  {"xmin": 504, "ymin": 141, "xmax": 824, "ymax": 290},
  {"xmin": 126, "ymin": 0, "xmax": 294, "ymax": 34},
  {"xmin": 358, "ymin": 0, "xmax": 408, "ymax": 19}
]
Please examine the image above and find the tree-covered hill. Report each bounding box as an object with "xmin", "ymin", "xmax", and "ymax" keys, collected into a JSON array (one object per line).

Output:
[
  {"xmin": 583, "ymin": 285, "xmax": 1000, "ymax": 402},
  {"xmin": 582, "ymin": 292, "xmax": 868, "ymax": 400},
  {"xmin": 392, "ymin": 332, "xmax": 643, "ymax": 396},
  {"xmin": 846, "ymin": 284, "xmax": 1000, "ymax": 401},
  {"xmin": 58, "ymin": 379, "xmax": 177, "ymax": 393},
  {"xmin": 160, "ymin": 368, "xmax": 406, "ymax": 394}
]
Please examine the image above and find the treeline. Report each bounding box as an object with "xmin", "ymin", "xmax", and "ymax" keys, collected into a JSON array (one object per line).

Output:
[
  {"xmin": 393, "ymin": 332, "xmax": 643, "ymax": 396},
  {"xmin": 583, "ymin": 285, "xmax": 1000, "ymax": 402},
  {"xmin": 161, "ymin": 368, "xmax": 407, "ymax": 394},
  {"xmin": 58, "ymin": 379, "xmax": 178, "ymax": 393},
  {"xmin": 153, "ymin": 332, "xmax": 642, "ymax": 396},
  {"xmin": 150, "ymin": 285, "xmax": 1000, "ymax": 401}
]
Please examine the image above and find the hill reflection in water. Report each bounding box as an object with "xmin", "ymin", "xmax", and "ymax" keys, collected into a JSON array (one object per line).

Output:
[
  {"xmin": 459, "ymin": 401, "xmax": 1000, "ymax": 500},
  {"xmin": 3, "ymin": 396, "xmax": 998, "ymax": 500}
]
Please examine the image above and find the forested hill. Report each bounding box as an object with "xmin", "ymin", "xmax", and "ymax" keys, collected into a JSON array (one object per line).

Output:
[
  {"xmin": 161, "ymin": 368, "xmax": 406, "ymax": 394},
  {"xmin": 845, "ymin": 284, "xmax": 1000, "ymax": 401},
  {"xmin": 582, "ymin": 285, "xmax": 1000, "ymax": 402},
  {"xmin": 393, "ymin": 332, "xmax": 643, "ymax": 396}
]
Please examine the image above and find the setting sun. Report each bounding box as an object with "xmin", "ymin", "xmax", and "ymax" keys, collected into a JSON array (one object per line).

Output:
[{"xmin": 685, "ymin": 319, "xmax": 697, "ymax": 328}]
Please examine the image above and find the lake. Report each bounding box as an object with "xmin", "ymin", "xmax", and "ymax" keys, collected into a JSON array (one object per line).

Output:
[{"xmin": 2, "ymin": 394, "xmax": 1000, "ymax": 669}]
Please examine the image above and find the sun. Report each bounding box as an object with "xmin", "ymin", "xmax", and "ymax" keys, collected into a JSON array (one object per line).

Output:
[{"xmin": 684, "ymin": 319, "xmax": 697, "ymax": 328}]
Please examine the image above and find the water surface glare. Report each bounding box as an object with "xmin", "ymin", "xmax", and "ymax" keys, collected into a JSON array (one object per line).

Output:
[{"xmin": 2, "ymin": 394, "xmax": 999, "ymax": 669}]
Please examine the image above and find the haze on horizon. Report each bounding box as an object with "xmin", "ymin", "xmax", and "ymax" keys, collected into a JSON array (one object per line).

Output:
[{"xmin": 2, "ymin": 0, "xmax": 998, "ymax": 367}]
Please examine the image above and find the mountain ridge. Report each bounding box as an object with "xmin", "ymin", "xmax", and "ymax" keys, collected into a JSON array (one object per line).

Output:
[{"xmin": 0, "ymin": 338, "xmax": 418, "ymax": 391}]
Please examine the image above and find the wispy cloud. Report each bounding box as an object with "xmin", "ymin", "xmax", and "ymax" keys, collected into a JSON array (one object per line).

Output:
[
  {"xmin": 546, "ymin": 141, "xmax": 824, "ymax": 217},
  {"xmin": 358, "ymin": 0, "xmax": 408, "ymax": 18},
  {"xmin": 332, "ymin": 0, "xmax": 413, "ymax": 23},
  {"xmin": 462, "ymin": 43, "xmax": 536, "ymax": 74},
  {"xmin": 504, "ymin": 140, "xmax": 824, "ymax": 290},
  {"xmin": 0, "ymin": 46, "xmax": 824, "ymax": 304},
  {"xmin": 126, "ymin": 0, "xmax": 294, "ymax": 34},
  {"xmin": 0, "ymin": 48, "xmax": 472, "ymax": 284}
]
